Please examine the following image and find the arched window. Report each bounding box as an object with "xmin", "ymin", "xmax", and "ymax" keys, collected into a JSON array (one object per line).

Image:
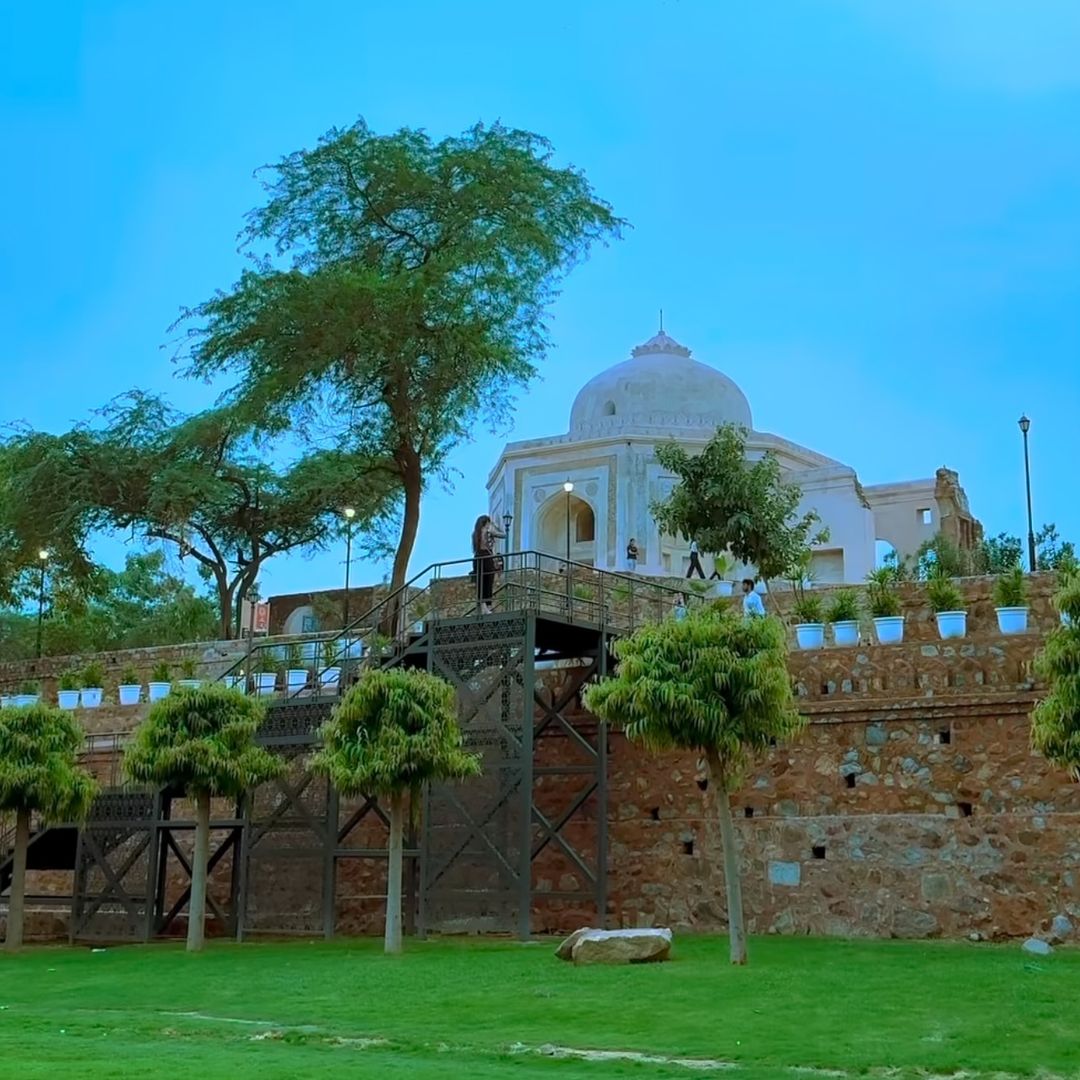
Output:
[
  {"xmin": 602, "ymin": 400, "xmax": 616, "ymax": 416},
  {"xmin": 575, "ymin": 502, "xmax": 595, "ymax": 542}
]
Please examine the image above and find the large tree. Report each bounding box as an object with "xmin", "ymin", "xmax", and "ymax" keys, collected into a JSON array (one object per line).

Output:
[
  {"xmin": 312, "ymin": 668, "xmax": 480, "ymax": 953},
  {"xmin": 1, "ymin": 395, "xmax": 395, "ymax": 638},
  {"xmin": 125, "ymin": 684, "xmax": 283, "ymax": 951},
  {"xmin": 1032, "ymin": 569, "xmax": 1080, "ymax": 781},
  {"xmin": 651, "ymin": 424, "xmax": 824, "ymax": 584},
  {"xmin": 0, "ymin": 703, "xmax": 97, "ymax": 949},
  {"xmin": 584, "ymin": 606, "xmax": 804, "ymax": 965},
  {"xmin": 181, "ymin": 119, "xmax": 622, "ymax": 607}
]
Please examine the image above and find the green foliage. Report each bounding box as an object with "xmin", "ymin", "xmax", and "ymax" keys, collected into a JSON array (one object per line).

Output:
[
  {"xmin": 180, "ymin": 119, "xmax": 622, "ymax": 598},
  {"xmin": 0, "ymin": 704, "xmax": 97, "ymax": 820},
  {"xmin": 321, "ymin": 638, "xmax": 341, "ymax": 669},
  {"xmin": 313, "ymin": 669, "xmax": 480, "ymax": 799},
  {"xmin": 583, "ymin": 607, "xmax": 803, "ymax": 790},
  {"xmin": 925, "ymin": 571, "xmax": 965, "ymax": 614},
  {"xmin": 80, "ymin": 660, "xmax": 106, "ymax": 689},
  {"xmin": 179, "ymin": 658, "xmax": 198, "ymax": 679},
  {"xmin": 572, "ymin": 583, "xmax": 595, "ymax": 601},
  {"xmin": 825, "ymin": 589, "xmax": 860, "ymax": 624},
  {"xmin": 124, "ymin": 684, "xmax": 283, "ymax": 797},
  {"xmin": 1032, "ymin": 575, "xmax": 1080, "ymax": 775},
  {"xmin": 976, "ymin": 532, "xmax": 1023, "ymax": 575},
  {"xmin": 1036, "ymin": 523, "xmax": 1076, "ymax": 571},
  {"xmin": 993, "ymin": 566, "xmax": 1028, "ymax": 609},
  {"xmin": 150, "ymin": 662, "xmax": 171, "ymax": 683},
  {"xmin": 58, "ymin": 670, "xmax": 82, "ymax": 692},
  {"xmin": 120, "ymin": 666, "xmax": 140, "ymax": 686},
  {"xmin": 253, "ymin": 651, "xmax": 280, "ymax": 675},
  {"xmin": 286, "ymin": 642, "xmax": 306, "ymax": 669},
  {"xmin": 792, "ymin": 594, "xmax": 824, "ymax": 624},
  {"xmin": 865, "ymin": 566, "xmax": 902, "ymax": 618},
  {"xmin": 18, "ymin": 680, "xmax": 39, "ymax": 696},
  {"xmin": 651, "ymin": 425, "xmax": 825, "ymax": 583},
  {"xmin": 916, "ymin": 534, "xmax": 969, "ymax": 580}
]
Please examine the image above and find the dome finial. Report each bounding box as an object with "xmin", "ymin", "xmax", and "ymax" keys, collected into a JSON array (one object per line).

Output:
[
  {"xmin": 631, "ymin": 327, "xmax": 691, "ymax": 359},
  {"xmin": 659, "ymin": 307, "xmax": 663, "ymax": 333}
]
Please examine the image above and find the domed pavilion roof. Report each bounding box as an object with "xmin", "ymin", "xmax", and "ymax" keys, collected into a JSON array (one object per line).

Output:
[{"xmin": 567, "ymin": 330, "xmax": 753, "ymax": 438}]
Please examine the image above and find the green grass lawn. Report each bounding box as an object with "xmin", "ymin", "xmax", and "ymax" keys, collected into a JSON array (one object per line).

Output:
[{"xmin": 0, "ymin": 934, "xmax": 1075, "ymax": 1079}]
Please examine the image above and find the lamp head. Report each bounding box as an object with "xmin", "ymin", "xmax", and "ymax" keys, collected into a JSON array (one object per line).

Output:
[
  {"xmin": 1018, "ymin": 414, "xmax": 1031, "ymax": 435},
  {"xmin": 37, "ymin": 549, "xmax": 49, "ymax": 562},
  {"xmin": 502, "ymin": 511, "xmax": 513, "ymax": 531},
  {"xmin": 343, "ymin": 506, "xmax": 356, "ymax": 520},
  {"xmin": 563, "ymin": 480, "xmax": 574, "ymax": 494}
]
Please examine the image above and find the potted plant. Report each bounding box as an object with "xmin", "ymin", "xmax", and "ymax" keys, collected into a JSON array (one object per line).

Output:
[
  {"xmin": 57, "ymin": 670, "xmax": 82, "ymax": 710},
  {"xmin": 410, "ymin": 596, "xmax": 432, "ymax": 634},
  {"xmin": 79, "ymin": 661, "xmax": 106, "ymax": 708},
  {"xmin": 319, "ymin": 639, "xmax": 342, "ymax": 690},
  {"xmin": 118, "ymin": 665, "xmax": 142, "ymax": 706},
  {"xmin": 710, "ymin": 554, "xmax": 734, "ymax": 597},
  {"xmin": 926, "ymin": 570, "xmax": 966, "ymax": 640},
  {"xmin": 825, "ymin": 589, "xmax": 861, "ymax": 646},
  {"xmin": 254, "ymin": 652, "xmax": 280, "ymax": 696},
  {"xmin": 15, "ymin": 680, "xmax": 40, "ymax": 707},
  {"xmin": 222, "ymin": 667, "xmax": 246, "ymax": 692},
  {"xmin": 148, "ymin": 662, "xmax": 172, "ymax": 702},
  {"xmin": 994, "ymin": 565, "xmax": 1029, "ymax": 635},
  {"xmin": 792, "ymin": 593, "xmax": 825, "ymax": 650},
  {"xmin": 178, "ymin": 657, "xmax": 201, "ymax": 690},
  {"xmin": 866, "ymin": 567, "xmax": 904, "ymax": 645},
  {"xmin": 286, "ymin": 642, "xmax": 310, "ymax": 694}
]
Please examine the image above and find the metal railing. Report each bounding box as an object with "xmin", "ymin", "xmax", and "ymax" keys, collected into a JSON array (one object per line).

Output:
[{"xmin": 216, "ymin": 551, "xmax": 713, "ymax": 703}]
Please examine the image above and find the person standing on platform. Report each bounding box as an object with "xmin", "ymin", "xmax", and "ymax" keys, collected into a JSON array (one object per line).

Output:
[
  {"xmin": 626, "ymin": 538, "xmax": 639, "ymax": 572},
  {"xmin": 472, "ymin": 514, "xmax": 505, "ymax": 615},
  {"xmin": 686, "ymin": 539, "xmax": 705, "ymax": 579},
  {"xmin": 742, "ymin": 577, "xmax": 766, "ymax": 618}
]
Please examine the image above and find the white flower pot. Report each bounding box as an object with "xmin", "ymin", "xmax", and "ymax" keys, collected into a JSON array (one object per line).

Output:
[
  {"xmin": 148, "ymin": 681, "xmax": 171, "ymax": 702},
  {"xmin": 935, "ymin": 611, "xmax": 967, "ymax": 640},
  {"xmin": 118, "ymin": 684, "xmax": 141, "ymax": 706},
  {"xmin": 178, "ymin": 679, "xmax": 201, "ymax": 690},
  {"xmin": 873, "ymin": 616, "xmax": 905, "ymax": 645},
  {"xmin": 795, "ymin": 623, "xmax": 825, "ymax": 651},
  {"xmin": 256, "ymin": 672, "xmax": 278, "ymax": 696},
  {"xmin": 996, "ymin": 606, "xmax": 1029, "ymax": 635},
  {"xmin": 713, "ymin": 580, "xmax": 734, "ymax": 597},
  {"xmin": 15, "ymin": 694, "xmax": 39, "ymax": 707},
  {"xmin": 286, "ymin": 668, "xmax": 309, "ymax": 693},
  {"xmin": 341, "ymin": 638, "xmax": 364, "ymax": 660},
  {"xmin": 223, "ymin": 675, "xmax": 245, "ymax": 692},
  {"xmin": 832, "ymin": 621, "xmax": 859, "ymax": 647},
  {"xmin": 57, "ymin": 690, "xmax": 80, "ymax": 710},
  {"xmin": 319, "ymin": 667, "xmax": 341, "ymax": 689},
  {"xmin": 80, "ymin": 688, "xmax": 103, "ymax": 709}
]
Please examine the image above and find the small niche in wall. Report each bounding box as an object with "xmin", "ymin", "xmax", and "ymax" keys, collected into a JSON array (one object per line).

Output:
[
  {"xmin": 682, "ymin": 838, "xmax": 695, "ymax": 856},
  {"xmin": 812, "ymin": 845, "xmax": 826, "ymax": 860},
  {"xmin": 937, "ymin": 728, "xmax": 952, "ymax": 745},
  {"xmin": 744, "ymin": 806, "xmax": 755, "ymax": 818},
  {"xmin": 696, "ymin": 777, "xmax": 708, "ymax": 792},
  {"xmin": 649, "ymin": 806, "xmax": 661, "ymax": 821},
  {"xmin": 958, "ymin": 801, "xmax": 973, "ymax": 817},
  {"xmin": 844, "ymin": 773, "xmax": 857, "ymax": 789}
]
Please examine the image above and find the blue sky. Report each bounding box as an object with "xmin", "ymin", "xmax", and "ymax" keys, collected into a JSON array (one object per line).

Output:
[{"xmin": 3, "ymin": 0, "xmax": 1079, "ymax": 598}]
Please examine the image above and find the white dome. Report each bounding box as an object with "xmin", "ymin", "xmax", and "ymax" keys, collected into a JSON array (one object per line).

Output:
[{"xmin": 568, "ymin": 331, "xmax": 752, "ymax": 438}]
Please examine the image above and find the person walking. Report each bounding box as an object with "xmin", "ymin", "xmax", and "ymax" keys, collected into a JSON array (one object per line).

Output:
[
  {"xmin": 741, "ymin": 577, "xmax": 766, "ymax": 618},
  {"xmin": 686, "ymin": 539, "xmax": 705, "ymax": 579},
  {"xmin": 626, "ymin": 538, "xmax": 639, "ymax": 572},
  {"xmin": 472, "ymin": 514, "xmax": 506, "ymax": 615}
]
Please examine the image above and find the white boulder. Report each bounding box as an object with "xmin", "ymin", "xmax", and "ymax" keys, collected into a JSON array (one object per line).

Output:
[{"xmin": 556, "ymin": 927, "xmax": 673, "ymax": 966}]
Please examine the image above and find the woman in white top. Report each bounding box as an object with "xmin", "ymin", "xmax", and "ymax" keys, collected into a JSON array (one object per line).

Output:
[{"xmin": 472, "ymin": 515, "xmax": 506, "ymax": 615}]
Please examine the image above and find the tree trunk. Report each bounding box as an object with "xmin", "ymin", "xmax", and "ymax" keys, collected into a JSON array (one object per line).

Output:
[
  {"xmin": 385, "ymin": 793, "xmax": 405, "ymax": 954},
  {"xmin": 216, "ymin": 579, "xmax": 236, "ymax": 641},
  {"xmin": 5, "ymin": 808, "xmax": 31, "ymax": 950},
  {"xmin": 384, "ymin": 452, "xmax": 422, "ymax": 636},
  {"xmin": 188, "ymin": 791, "xmax": 211, "ymax": 952},
  {"xmin": 708, "ymin": 756, "xmax": 747, "ymax": 965}
]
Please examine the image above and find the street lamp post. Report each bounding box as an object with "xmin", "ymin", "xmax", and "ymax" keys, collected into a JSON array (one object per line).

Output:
[
  {"xmin": 502, "ymin": 511, "xmax": 513, "ymax": 561},
  {"xmin": 563, "ymin": 480, "xmax": 574, "ymax": 564},
  {"xmin": 342, "ymin": 507, "xmax": 356, "ymax": 627},
  {"xmin": 1018, "ymin": 416, "xmax": 1036, "ymax": 573},
  {"xmin": 35, "ymin": 549, "xmax": 49, "ymax": 659}
]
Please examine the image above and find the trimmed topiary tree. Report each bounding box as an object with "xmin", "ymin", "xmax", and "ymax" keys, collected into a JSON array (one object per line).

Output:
[
  {"xmin": 124, "ymin": 685, "xmax": 284, "ymax": 951},
  {"xmin": 1032, "ymin": 571, "xmax": 1080, "ymax": 781},
  {"xmin": 584, "ymin": 606, "xmax": 804, "ymax": 965},
  {"xmin": 312, "ymin": 669, "xmax": 481, "ymax": 954},
  {"xmin": 0, "ymin": 703, "xmax": 97, "ymax": 949}
]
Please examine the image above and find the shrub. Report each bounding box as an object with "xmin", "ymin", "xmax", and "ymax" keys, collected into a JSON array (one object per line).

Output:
[
  {"xmin": 792, "ymin": 595, "xmax": 824, "ymax": 624},
  {"xmin": 994, "ymin": 566, "xmax": 1028, "ymax": 609},
  {"xmin": 179, "ymin": 657, "xmax": 198, "ymax": 680},
  {"xmin": 825, "ymin": 589, "xmax": 860, "ymax": 624},
  {"xmin": 925, "ymin": 573, "xmax": 965, "ymax": 614},
  {"xmin": 150, "ymin": 662, "xmax": 171, "ymax": 683},
  {"xmin": 81, "ymin": 661, "xmax": 106, "ymax": 689},
  {"xmin": 58, "ymin": 670, "xmax": 82, "ymax": 692},
  {"xmin": 865, "ymin": 567, "xmax": 902, "ymax": 618},
  {"xmin": 120, "ymin": 665, "xmax": 140, "ymax": 686}
]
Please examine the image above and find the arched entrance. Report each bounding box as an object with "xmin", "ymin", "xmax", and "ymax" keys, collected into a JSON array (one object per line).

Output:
[{"xmin": 534, "ymin": 493, "xmax": 597, "ymax": 565}]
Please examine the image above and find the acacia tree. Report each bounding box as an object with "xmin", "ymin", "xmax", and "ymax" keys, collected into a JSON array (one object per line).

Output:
[
  {"xmin": 584, "ymin": 606, "xmax": 803, "ymax": 965},
  {"xmin": 0, "ymin": 703, "xmax": 97, "ymax": 949},
  {"xmin": 312, "ymin": 668, "xmax": 480, "ymax": 953},
  {"xmin": 125, "ymin": 685, "xmax": 283, "ymax": 951},
  {"xmin": 1032, "ymin": 569, "xmax": 1080, "ymax": 781},
  {"xmin": 181, "ymin": 119, "xmax": 622, "ymax": 606},
  {"xmin": 651, "ymin": 424, "xmax": 824, "ymax": 583}
]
